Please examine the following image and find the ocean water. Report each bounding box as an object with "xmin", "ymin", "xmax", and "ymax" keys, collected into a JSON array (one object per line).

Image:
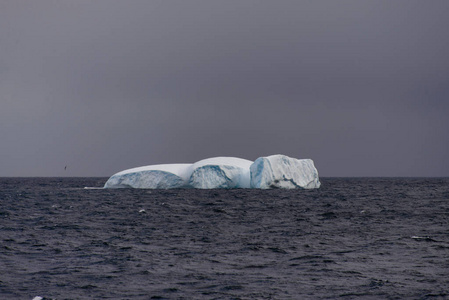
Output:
[{"xmin": 1, "ymin": 177, "xmax": 448, "ymax": 299}]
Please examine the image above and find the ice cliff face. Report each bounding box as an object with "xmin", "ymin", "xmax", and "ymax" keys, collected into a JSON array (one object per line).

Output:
[
  {"xmin": 188, "ymin": 157, "xmax": 252, "ymax": 189},
  {"xmin": 104, "ymin": 155, "xmax": 320, "ymax": 189},
  {"xmin": 250, "ymin": 155, "xmax": 321, "ymax": 189}
]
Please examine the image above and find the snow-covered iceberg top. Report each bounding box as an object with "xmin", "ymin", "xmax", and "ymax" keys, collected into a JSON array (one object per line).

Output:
[{"xmin": 104, "ymin": 155, "xmax": 320, "ymax": 189}]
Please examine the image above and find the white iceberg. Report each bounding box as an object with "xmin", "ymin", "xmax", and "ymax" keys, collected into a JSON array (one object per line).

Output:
[
  {"xmin": 188, "ymin": 157, "xmax": 253, "ymax": 189},
  {"xmin": 104, "ymin": 155, "xmax": 320, "ymax": 189},
  {"xmin": 104, "ymin": 164, "xmax": 192, "ymax": 189},
  {"xmin": 250, "ymin": 154, "xmax": 320, "ymax": 189}
]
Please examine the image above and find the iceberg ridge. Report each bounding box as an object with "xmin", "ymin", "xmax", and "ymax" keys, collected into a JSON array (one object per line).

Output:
[
  {"xmin": 189, "ymin": 157, "xmax": 252, "ymax": 189},
  {"xmin": 250, "ymin": 155, "xmax": 320, "ymax": 189},
  {"xmin": 104, "ymin": 164, "xmax": 191, "ymax": 189}
]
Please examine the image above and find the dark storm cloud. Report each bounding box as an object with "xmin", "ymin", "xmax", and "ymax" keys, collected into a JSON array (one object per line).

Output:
[{"xmin": 1, "ymin": 0, "xmax": 448, "ymax": 176}]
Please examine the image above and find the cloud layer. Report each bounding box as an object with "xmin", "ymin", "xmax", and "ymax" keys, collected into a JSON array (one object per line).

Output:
[{"xmin": 1, "ymin": 1, "xmax": 448, "ymax": 176}]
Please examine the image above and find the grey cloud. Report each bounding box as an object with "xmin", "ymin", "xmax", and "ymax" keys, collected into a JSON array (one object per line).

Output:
[{"xmin": 1, "ymin": 0, "xmax": 448, "ymax": 176}]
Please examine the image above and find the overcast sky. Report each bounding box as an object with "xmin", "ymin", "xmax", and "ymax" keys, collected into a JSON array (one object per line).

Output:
[{"xmin": 1, "ymin": 0, "xmax": 448, "ymax": 177}]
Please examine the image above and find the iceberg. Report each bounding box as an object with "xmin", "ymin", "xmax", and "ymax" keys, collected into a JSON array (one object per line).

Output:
[
  {"xmin": 188, "ymin": 157, "xmax": 253, "ymax": 189},
  {"xmin": 104, "ymin": 164, "xmax": 192, "ymax": 189},
  {"xmin": 250, "ymin": 154, "xmax": 321, "ymax": 189},
  {"xmin": 104, "ymin": 155, "xmax": 320, "ymax": 189}
]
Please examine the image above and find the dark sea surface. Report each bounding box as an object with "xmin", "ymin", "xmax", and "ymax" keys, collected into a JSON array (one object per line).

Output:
[{"xmin": 1, "ymin": 177, "xmax": 448, "ymax": 299}]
